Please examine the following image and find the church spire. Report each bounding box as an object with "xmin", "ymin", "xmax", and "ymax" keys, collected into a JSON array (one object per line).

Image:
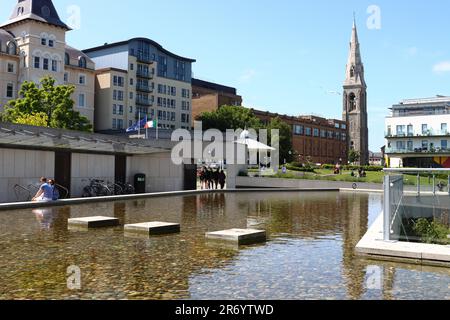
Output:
[
  {"xmin": 344, "ymin": 18, "xmax": 365, "ymax": 87},
  {"xmin": 1, "ymin": 0, "xmax": 70, "ymax": 30}
]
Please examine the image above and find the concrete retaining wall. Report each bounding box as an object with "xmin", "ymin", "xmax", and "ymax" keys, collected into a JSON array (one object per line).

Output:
[
  {"xmin": 0, "ymin": 148, "xmax": 54, "ymax": 203},
  {"xmin": 236, "ymin": 176, "xmax": 384, "ymax": 191}
]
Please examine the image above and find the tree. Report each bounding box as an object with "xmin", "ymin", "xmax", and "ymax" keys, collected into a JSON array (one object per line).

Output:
[
  {"xmin": 197, "ymin": 105, "xmax": 263, "ymax": 131},
  {"xmin": 266, "ymin": 117, "xmax": 293, "ymax": 164},
  {"xmin": 349, "ymin": 149, "xmax": 361, "ymax": 164},
  {"xmin": 2, "ymin": 77, "xmax": 92, "ymax": 132}
]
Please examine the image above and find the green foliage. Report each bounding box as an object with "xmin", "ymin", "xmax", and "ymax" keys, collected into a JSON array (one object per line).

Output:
[
  {"xmin": 413, "ymin": 218, "xmax": 450, "ymax": 245},
  {"xmin": 2, "ymin": 77, "xmax": 92, "ymax": 132},
  {"xmin": 348, "ymin": 149, "xmax": 361, "ymax": 164},
  {"xmin": 13, "ymin": 112, "xmax": 49, "ymax": 127},
  {"xmin": 197, "ymin": 105, "xmax": 263, "ymax": 132},
  {"xmin": 343, "ymin": 165, "xmax": 384, "ymax": 172},
  {"xmin": 266, "ymin": 117, "xmax": 293, "ymax": 164},
  {"xmin": 285, "ymin": 164, "xmax": 315, "ymax": 173}
]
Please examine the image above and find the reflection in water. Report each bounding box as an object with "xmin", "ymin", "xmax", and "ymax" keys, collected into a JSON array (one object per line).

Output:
[{"xmin": 0, "ymin": 192, "xmax": 449, "ymax": 300}]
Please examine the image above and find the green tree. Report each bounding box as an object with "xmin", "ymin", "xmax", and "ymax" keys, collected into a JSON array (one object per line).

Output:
[
  {"xmin": 2, "ymin": 77, "xmax": 92, "ymax": 132},
  {"xmin": 14, "ymin": 112, "xmax": 49, "ymax": 127},
  {"xmin": 348, "ymin": 149, "xmax": 361, "ymax": 164},
  {"xmin": 266, "ymin": 117, "xmax": 293, "ymax": 164},
  {"xmin": 197, "ymin": 105, "xmax": 263, "ymax": 131}
]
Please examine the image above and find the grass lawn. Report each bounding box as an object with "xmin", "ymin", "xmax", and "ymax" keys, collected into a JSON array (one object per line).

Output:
[{"xmin": 259, "ymin": 169, "xmax": 446, "ymax": 186}]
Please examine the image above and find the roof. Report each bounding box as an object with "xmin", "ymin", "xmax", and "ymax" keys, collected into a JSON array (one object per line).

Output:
[
  {"xmin": 192, "ymin": 78, "xmax": 237, "ymax": 95},
  {"xmin": 0, "ymin": 29, "xmax": 15, "ymax": 44},
  {"xmin": 1, "ymin": 0, "xmax": 70, "ymax": 30},
  {"xmin": 65, "ymin": 45, "xmax": 94, "ymax": 64},
  {"xmin": 83, "ymin": 37, "xmax": 196, "ymax": 63}
]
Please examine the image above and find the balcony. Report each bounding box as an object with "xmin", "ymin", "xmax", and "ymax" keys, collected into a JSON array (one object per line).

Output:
[
  {"xmin": 136, "ymin": 83, "xmax": 153, "ymax": 93},
  {"xmin": 136, "ymin": 54, "xmax": 155, "ymax": 64},
  {"xmin": 136, "ymin": 97, "xmax": 153, "ymax": 106},
  {"xmin": 136, "ymin": 70, "xmax": 154, "ymax": 79},
  {"xmin": 386, "ymin": 130, "xmax": 450, "ymax": 139},
  {"xmin": 385, "ymin": 147, "xmax": 450, "ymax": 155}
]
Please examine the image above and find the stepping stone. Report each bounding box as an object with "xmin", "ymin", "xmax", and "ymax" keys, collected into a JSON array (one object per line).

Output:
[
  {"xmin": 206, "ymin": 229, "xmax": 267, "ymax": 245},
  {"xmin": 68, "ymin": 216, "xmax": 120, "ymax": 228},
  {"xmin": 124, "ymin": 222, "xmax": 180, "ymax": 236}
]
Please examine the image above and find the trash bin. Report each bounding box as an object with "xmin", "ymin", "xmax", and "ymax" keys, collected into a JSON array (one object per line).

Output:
[{"xmin": 134, "ymin": 174, "xmax": 146, "ymax": 194}]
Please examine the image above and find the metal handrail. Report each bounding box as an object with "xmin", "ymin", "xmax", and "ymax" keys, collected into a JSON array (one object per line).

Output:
[{"xmin": 13, "ymin": 184, "xmax": 32, "ymax": 201}]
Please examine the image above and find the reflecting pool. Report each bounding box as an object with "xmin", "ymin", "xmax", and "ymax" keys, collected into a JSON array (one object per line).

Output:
[{"xmin": 0, "ymin": 192, "xmax": 449, "ymax": 300}]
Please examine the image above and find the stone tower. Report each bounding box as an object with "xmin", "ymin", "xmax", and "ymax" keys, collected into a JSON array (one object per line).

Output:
[{"xmin": 343, "ymin": 20, "xmax": 369, "ymax": 165}]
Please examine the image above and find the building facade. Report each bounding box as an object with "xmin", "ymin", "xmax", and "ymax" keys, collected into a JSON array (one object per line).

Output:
[
  {"xmin": 385, "ymin": 96, "xmax": 450, "ymax": 168},
  {"xmin": 0, "ymin": 0, "xmax": 95, "ymax": 124},
  {"xmin": 342, "ymin": 21, "xmax": 369, "ymax": 165},
  {"xmin": 253, "ymin": 110, "xmax": 348, "ymax": 165},
  {"xmin": 83, "ymin": 38, "xmax": 195, "ymax": 132},
  {"xmin": 192, "ymin": 78, "xmax": 242, "ymax": 125}
]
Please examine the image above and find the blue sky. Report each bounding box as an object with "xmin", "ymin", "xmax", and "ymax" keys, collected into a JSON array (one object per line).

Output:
[{"xmin": 2, "ymin": 0, "xmax": 450, "ymax": 150}]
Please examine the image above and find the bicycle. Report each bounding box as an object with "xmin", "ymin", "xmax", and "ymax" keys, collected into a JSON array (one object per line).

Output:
[{"xmin": 82, "ymin": 179, "xmax": 113, "ymax": 197}]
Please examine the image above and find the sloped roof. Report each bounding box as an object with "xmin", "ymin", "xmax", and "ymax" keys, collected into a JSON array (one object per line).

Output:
[{"xmin": 1, "ymin": 0, "xmax": 70, "ymax": 30}]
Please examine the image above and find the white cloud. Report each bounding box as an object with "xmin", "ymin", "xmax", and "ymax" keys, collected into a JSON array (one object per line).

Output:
[
  {"xmin": 433, "ymin": 61, "xmax": 450, "ymax": 74},
  {"xmin": 238, "ymin": 69, "xmax": 257, "ymax": 83}
]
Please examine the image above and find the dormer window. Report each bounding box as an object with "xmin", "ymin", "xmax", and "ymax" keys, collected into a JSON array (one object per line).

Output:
[
  {"xmin": 41, "ymin": 38, "xmax": 47, "ymax": 46},
  {"xmin": 17, "ymin": 6, "xmax": 24, "ymax": 16},
  {"xmin": 7, "ymin": 42, "xmax": 17, "ymax": 55},
  {"xmin": 78, "ymin": 57, "xmax": 86, "ymax": 68},
  {"xmin": 48, "ymin": 40, "xmax": 54, "ymax": 47}
]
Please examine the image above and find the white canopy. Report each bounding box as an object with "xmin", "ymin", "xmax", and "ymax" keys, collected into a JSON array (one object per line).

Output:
[{"xmin": 235, "ymin": 138, "xmax": 276, "ymax": 151}]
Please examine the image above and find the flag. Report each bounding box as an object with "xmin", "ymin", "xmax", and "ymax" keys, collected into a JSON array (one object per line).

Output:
[
  {"xmin": 144, "ymin": 120, "xmax": 157, "ymax": 129},
  {"xmin": 126, "ymin": 116, "xmax": 148, "ymax": 133}
]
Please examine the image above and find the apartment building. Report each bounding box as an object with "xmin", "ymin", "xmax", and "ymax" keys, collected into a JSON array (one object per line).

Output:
[
  {"xmin": 191, "ymin": 78, "xmax": 242, "ymax": 125},
  {"xmin": 84, "ymin": 38, "xmax": 195, "ymax": 132},
  {"xmin": 0, "ymin": 0, "xmax": 95, "ymax": 123},
  {"xmin": 385, "ymin": 96, "xmax": 450, "ymax": 168}
]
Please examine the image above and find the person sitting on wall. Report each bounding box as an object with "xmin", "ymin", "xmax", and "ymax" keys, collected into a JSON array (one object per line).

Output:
[
  {"xmin": 219, "ymin": 170, "xmax": 226, "ymax": 190},
  {"xmin": 32, "ymin": 177, "xmax": 54, "ymax": 202}
]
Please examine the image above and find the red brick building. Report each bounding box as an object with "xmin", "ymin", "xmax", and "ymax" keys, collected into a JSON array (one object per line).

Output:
[{"xmin": 252, "ymin": 110, "xmax": 348, "ymax": 165}]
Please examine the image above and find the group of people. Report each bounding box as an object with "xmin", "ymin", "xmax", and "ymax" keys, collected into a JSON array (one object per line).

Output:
[
  {"xmin": 199, "ymin": 168, "xmax": 226, "ymax": 190},
  {"xmin": 32, "ymin": 177, "xmax": 60, "ymax": 202},
  {"xmin": 351, "ymin": 168, "xmax": 367, "ymax": 178}
]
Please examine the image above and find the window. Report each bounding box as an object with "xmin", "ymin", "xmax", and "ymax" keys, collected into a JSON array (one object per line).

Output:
[
  {"xmin": 6, "ymin": 83, "xmax": 13, "ymax": 98},
  {"xmin": 112, "ymin": 119, "xmax": 117, "ymax": 129},
  {"xmin": 181, "ymin": 114, "xmax": 187, "ymax": 123},
  {"xmin": 41, "ymin": 38, "xmax": 47, "ymax": 46},
  {"xmin": 130, "ymin": 78, "xmax": 134, "ymax": 86},
  {"xmin": 442, "ymin": 140, "xmax": 448, "ymax": 149},
  {"xmin": 113, "ymin": 90, "xmax": 117, "ymax": 100},
  {"xmin": 305, "ymin": 127, "xmax": 312, "ymax": 136},
  {"xmin": 34, "ymin": 57, "xmax": 40, "ymax": 69},
  {"xmin": 78, "ymin": 57, "xmax": 87, "ymax": 68},
  {"xmin": 422, "ymin": 124, "xmax": 428, "ymax": 135},
  {"xmin": 51, "ymin": 60, "xmax": 57, "ymax": 72},
  {"xmin": 422, "ymin": 140, "xmax": 429, "ymax": 150},
  {"xmin": 117, "ymin": 91, "xmax": 124, "ymax": 101},
  {"xmin": 129, "ymin": 92, "xmax": 133, "ymax": 100},
  {"xmin": 79, "ymin": 75, "xmax": 86, "ymax": 85},
  {"xmin": 64, "ymin": 72, "xmax": 69, "ymax": 83},
  {"xmin": 293, "ymin": 125, "xmax": 304, "ymax": 135},
  {"xmin": 78, "ymin": 94, "xmax": 85, "ymax": 107},
  {"xmin": 129, "ymin": 106, "xmax": 133, "ymax": 113},
  {"xmin": 396, "ymin": 125, "xmax": 406, "ymax": 136},
  {"xmin": 118, "ymin": 105, "xmax": 124, "ymax": 115},
  {"xmin": 341, "ymin": 124, "xmax": 347, "ymax": 130},
  {"xmin": 387, "ymin": 125, "xmax": 392, "ymax": 136},
  {"xmin": 441, "ymin": 123, "xmax": 448, "ymax": 134},
  {"xmin": 65, "ymin": 53, "xmax": 70, "ymax": 65},
  {"xmin": 117, "ymin": 119, "xmax": 123, "ymax": 130},
  {"xmin": 43, "ymin": 58, "xmax": 49, "ymax": 70},
  {"xmin": 313, "ymin": 128, "xmax": 319, "ymax": 137},
  {"xmin": 113, "ymin": 104, "xmax": 117, "ymax": 115},
  {"xmin": 407, "ymin": 141, "xmax": 414, "ymax": 151},
  {"xmin": 7, "ymin": 42, "xmax": 16, "ymax": 55},
  {"xmin": 7, "ymin": 63, "xmax": 14, "ymax": 73},
  {"xmin": 130, "ymin": 63, "xmax": 134, "ymax": 71},
  {"xmin": 321, "ymin": 129, "xmax": 327, "ymax": 138},
  {"xmin": 48, "ymin": 40, "xmax": 54, "ymax": 48},
  {"xmin": 396, "ymin": 141, "xmax": 406, "ymax": 150},
  {"xmin": 407, "ymin": 125, "xmax": 414, "ymax": 136}
]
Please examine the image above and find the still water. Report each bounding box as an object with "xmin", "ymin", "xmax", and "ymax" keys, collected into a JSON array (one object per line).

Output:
[{"xmin": 0, "ymin": 191, "xmax": 448, "ymax": 300}]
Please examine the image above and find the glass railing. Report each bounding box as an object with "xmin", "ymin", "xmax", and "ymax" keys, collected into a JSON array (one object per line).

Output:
[
  {"xmin": 136, "ymin": 84, "xmax": 153, "ymax": 92},
  {"xmin": 389, "ymin": 109, "xmax": 450, "ymax": 117},
  {"xmin": 383, "ymin": 168, "xmax": 450, "ymax": 244},
  {"xmin": 386, "ymin": 130, "xmax": 450, "ymax": 138},
  {"xmin": 136, "ymin": 70, "xmax": 154, "ymax": 79},
  {"xmin": 135, "ymin": 97, "xmax": 153, "ymax": 106},
  {"xmin": 385, "ymin": 147, "xmax": 450, "ymax": 154}
]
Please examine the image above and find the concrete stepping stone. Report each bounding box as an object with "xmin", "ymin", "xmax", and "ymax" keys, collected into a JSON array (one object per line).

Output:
[
  {"xmin": 68, "ymin": 216, "xmax": 120, "ymax": 228},
  {"xmin": 124, "ymin": 222, "xmax": 181, "ymax": 236},
  {"xmin": 206, "ymin": 229, "xmax": 267, "ymax": 245}
]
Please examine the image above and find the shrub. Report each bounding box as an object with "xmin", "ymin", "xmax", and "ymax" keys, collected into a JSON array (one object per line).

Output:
[{"xmin": 413, "ymin": 218, "xmax": 450, "ymax": 244}]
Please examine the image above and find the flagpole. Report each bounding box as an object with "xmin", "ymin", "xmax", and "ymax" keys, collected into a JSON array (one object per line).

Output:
[
  {"xmin": 138, "ymin": 112, "xmax": 141, "ymax": 137},
  {"xmin": 146, "ymin": 116, "xmax": 148, "ymax": 140},
  {"xmin": 156, "ymin": 120, "xmax": 159, "ymax": 140}
]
